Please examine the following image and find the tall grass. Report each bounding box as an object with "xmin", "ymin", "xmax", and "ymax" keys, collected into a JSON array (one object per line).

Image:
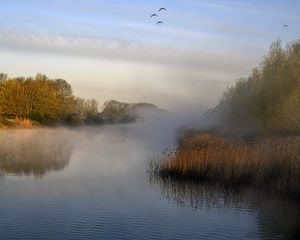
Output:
[{"xmin": 153, "ymin": 132, "xmax": 300, "ymax": 197}]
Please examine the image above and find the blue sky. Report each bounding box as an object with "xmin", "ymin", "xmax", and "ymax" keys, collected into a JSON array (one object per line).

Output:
[{"xmin": 0, "ymin": 0, "xmax": 299, "ymax": 111}]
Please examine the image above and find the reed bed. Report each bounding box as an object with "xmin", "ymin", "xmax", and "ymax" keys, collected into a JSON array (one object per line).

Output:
[{"xmin": 152, "ymin": 133, "xmax": 300, "ymax": 197}]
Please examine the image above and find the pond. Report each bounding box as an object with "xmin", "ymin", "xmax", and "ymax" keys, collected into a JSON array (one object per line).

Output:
[{"xmin": 0, "ymin": 124, "xmax": 299, "ymax": 240}]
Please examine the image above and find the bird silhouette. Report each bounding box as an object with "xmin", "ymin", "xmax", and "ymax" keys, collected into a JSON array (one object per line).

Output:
[
  {"xmin": 157, "ymin": 21, "xmax": 163, "ymax": 24},
  {"xmin": 159, "ymin": 8, "xmax": 167, "ymax": 11},
  {"xmin": 282, "ymin": 24, "xmax": 288, "ymax": 27},
  {"xmin": 151, "ymin": 14, "xmax": 158, "ymax": 17}
]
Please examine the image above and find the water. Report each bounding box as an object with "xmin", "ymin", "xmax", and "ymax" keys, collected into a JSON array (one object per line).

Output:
[{"xmin": 0, "ymin": 125, "xmax": 299, "ymax": 240}]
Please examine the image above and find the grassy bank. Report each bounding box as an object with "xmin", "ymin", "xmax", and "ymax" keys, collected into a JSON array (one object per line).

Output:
[
  {"xmin": 151, "ymin": 131, "xmax": 300, "ymax": 198},
  {"xmin": 0, "ymin": 118, "xmax": 41, "ymax": 130},
  {"xmin": 149, "ymin": 40, "xmax": 300, "ymax": 199}
]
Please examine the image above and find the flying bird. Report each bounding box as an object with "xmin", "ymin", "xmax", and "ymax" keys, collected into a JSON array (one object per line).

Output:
[
  {"xmin": 282, "ymin": 24, "xmax": 288, "ymax": 27},
  {"xmin": 151, "ymin": 14, "xmax": 158, "ymax": 17},
  {"xmin": 157, "ymin": 21, "xmax": 163, "ymax": 24},
  {"xmin": 159, "ymin": 8, "xmax": 167, "ymax": 11}
]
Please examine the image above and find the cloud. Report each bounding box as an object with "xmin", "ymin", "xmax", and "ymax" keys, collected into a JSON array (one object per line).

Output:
[
  {"xmin": 1, "ymin": 0, "xmax": 298, "ymax": 113},
  {"xmin": 0, "ymin": 25, "xmax": 264, "ymax": 112},
  {"xmin": 0, "ymin": 29, "xmax": 262, "ymax": 110},
  {"xmin": 0, "ymin": 30, "xmax": 259, "ymax": 75}
]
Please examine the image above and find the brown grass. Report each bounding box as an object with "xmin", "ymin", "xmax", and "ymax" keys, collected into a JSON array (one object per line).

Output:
[
  {"xmin": 154, "ymin": 132, "xmax": 300, "ymax": 197},
  {"xmin": 15, "ymin": 118, "xmax": 33, "ymax": 128}
]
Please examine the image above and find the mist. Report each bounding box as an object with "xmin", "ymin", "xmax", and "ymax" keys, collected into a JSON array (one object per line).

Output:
[{"xmin": 0, "ymin": 122, "xmax": 298, "ymax": 240}]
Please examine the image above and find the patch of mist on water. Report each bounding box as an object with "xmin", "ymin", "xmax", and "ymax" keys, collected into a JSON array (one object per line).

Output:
[
  {"xmin": 0, "ymin": 128, "xmax": 73, "ymax": 177},
  {"xmin": 0, "ymin": 106, "xmax": 216, "ymax": 178}
]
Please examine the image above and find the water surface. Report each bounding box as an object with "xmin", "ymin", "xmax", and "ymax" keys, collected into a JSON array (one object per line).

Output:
[{"xmin": 0, "ymin": 125, "xmax": 299, "ymax": 239}]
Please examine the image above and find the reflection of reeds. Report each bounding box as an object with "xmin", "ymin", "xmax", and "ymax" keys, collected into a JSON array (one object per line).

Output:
[
  {"xmin": 149, "ymin": 175, "xmax": 300, "ymax": 239},
  {"xmin": 151, "ymin": 133, "xmax": 300, "ymax": 197}
]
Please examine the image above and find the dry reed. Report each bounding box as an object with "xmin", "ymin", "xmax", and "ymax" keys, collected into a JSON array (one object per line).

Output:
[
  {"xmin": 16, "ymin": 118, "xmax": 33, "ymax": 128},
  {"xmin": 154, "ymin": 133, "xmax": 300, "ymax": 197}
]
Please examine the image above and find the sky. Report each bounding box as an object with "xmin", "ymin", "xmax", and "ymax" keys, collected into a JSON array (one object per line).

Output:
[{"xmin": 0, "ymin": 0, "xmax": 299, "ymax": 112}]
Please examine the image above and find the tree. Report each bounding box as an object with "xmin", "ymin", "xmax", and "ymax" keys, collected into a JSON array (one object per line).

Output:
[
  {"xmin": 0, "ymin": 73, "xmax": 101, "ymax": 126},
  {"xmin": 209, "ymin": 39, "xmax": 300, "ymax": 134},
  {"xmin": 0, "ymin": 79, "xmax": 28, "ymax": 118},
  {"xmin": 0, "ymin": 73, "xmax": 8, "ymax": 84}
]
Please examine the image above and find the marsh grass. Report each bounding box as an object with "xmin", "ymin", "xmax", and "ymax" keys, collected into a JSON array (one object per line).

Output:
[
  {"xmin": 15, "ymin": 118, "xmax": 33, "ymax": 128},
  {"xmin": 151, "ymin": 132, "xmax": 300, "ymax": 197}
]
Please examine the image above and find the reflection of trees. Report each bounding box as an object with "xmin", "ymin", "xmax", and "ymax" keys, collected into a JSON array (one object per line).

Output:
[
  {"xmin": 150, "ymin": 175, "xmax": 300, "ymax": 239},
  {"xmin": 0, "ymin": 130, "xmax": 72, "ymax": 177}
]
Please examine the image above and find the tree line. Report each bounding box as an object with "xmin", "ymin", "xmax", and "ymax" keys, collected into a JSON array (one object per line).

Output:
[
  {"xmin": 207, "ymin": 39, "xmax": 300, "ymax": 135},
  {"xmin": 0, "ymin": 73, "xmax": 98, "ymax": 125},
  {"xmin": 0, "ymin": 74, "xmax": 161, "ymax": 127}
]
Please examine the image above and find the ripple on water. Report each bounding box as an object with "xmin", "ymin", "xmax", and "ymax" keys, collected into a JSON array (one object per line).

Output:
[{"xmin": 0, "ymin": 127, "xmax": 299, "ymax": 240}]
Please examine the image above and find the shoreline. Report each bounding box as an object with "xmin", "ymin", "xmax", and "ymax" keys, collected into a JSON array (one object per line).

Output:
[{"xmin": 151, "ymin": 131, "xmax": 300, "ymax": 199}]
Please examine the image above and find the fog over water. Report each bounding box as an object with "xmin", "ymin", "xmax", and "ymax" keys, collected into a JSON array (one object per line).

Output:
[
  {"xmin": 2, "ymin": 1, "xmax": 299, "ymax": 112},
  {"xmin": 1, "ymin": 0, "xmax": 299, "ymax": 238},
  {"xmin": 0, "ymin": 119, "xmax": 299, "ymax": 239}
]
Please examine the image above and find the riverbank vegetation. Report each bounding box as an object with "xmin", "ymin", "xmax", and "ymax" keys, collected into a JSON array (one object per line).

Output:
[
  {"xmin": 152, "ymin": 39, "xmax": 300, "ymax": 198},
  {"xmin": 152, "ymin": 131, "xmax": 300, "ymax": 197},
  {"xmin": 206, "ymin": 39, "xmax": 300, "ymax": 136},
  {"xmin": 0, "ymin": 73, "xmax": 99, "ymax": 127},
  {"xmin": 0, "ymin": 73, "xmax": 160, "ymax": 128}
]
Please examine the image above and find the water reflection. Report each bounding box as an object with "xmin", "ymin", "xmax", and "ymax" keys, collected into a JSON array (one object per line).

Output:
[
  {"xmin": 1, "ymin": 126, "xmax": 299, "ymax": 239},
  {"xmin": 0, "ymin": 129, "xmax": 72, "ymax": 177},
  {"xmin": 150, "ymin": 176, "xmax": 300, "ymax": 239}
]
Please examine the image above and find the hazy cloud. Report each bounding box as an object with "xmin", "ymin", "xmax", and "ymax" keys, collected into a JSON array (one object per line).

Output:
[
  {"xmin": 0, "ymin": 29, "xmax": 262, "ymax": 111},
  {"xmin": 2, "ymin": 0, "xmax": 297, "ymax": 112},
  {"xmin": 0, "ymin": 30, "xmax": 259, "ymax": 75}
]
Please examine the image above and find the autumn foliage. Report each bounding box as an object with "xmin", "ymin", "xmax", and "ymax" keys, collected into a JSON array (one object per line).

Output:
[{"xmin": 0, "ymin": 73, "xmax": 98, "ymax": 125}]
